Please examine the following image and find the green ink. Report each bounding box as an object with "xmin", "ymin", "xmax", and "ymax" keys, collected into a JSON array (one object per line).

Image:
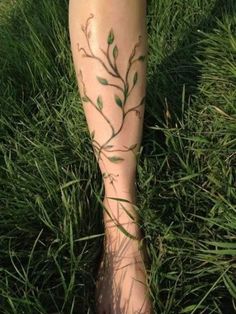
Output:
[
  {"xmin": 77, "ymin": 15, "xmax": 146, "ymax": 164},
  {"xmin": 96, "ymin": 95, "xmax": 103, "ymax": 110},
  {"xmin": 107, "ymin": 29, "xmax": 115, "ymax": 45},
  {"xmin": 97, "ymin": 76, "xmax": 108, "ymax": 85},
  {"xmin": 114, "ymin": 95, "xmax": 123, "ymax": 108}
]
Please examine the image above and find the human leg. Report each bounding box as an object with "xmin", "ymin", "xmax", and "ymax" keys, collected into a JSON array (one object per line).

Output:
[{"xmin": 69, "ymin": 1, "xmax": 152, "ymax": 312}]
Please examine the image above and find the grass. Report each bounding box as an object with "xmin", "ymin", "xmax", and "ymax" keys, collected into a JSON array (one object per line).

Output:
[{"xmin": 0, "ymin": 0, "xmax": 235, "ymax": 313}]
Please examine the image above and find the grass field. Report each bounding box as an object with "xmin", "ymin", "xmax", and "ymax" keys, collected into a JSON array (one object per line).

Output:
[{"xmin": 0, "ymin": 0, "xmax": 236, "ymax": 313}]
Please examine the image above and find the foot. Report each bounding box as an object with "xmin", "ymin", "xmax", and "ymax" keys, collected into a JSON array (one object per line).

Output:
[{"xmin": 95, "ymin": 198, "xmax": 152, "ymax": 314}]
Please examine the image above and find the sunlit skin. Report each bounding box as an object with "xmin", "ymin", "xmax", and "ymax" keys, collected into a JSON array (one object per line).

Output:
[{"xmin": 69, "ymin": 1, "xmax": 153, "ymax": 312}]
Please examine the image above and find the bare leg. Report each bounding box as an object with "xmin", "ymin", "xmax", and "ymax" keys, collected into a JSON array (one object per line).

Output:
[{"xmin": 69, "ymin": 1, "xmax": 152, "ymax": 313}]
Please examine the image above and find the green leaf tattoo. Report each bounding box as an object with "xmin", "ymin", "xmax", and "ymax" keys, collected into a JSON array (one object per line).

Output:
[
  {"xmin": 113, "ymin": 45, "xmax": 118, "ymax": 59},
  {"xmin": 133, "ymin": 72, "xmax": 138, "ymax": 86},
  {"xmin": 114, "ymin": 95, "xmax": 123, "ymax": 108},
  {"xmin": 82, "ymin": 96, "xmax": 89, "ymax": 102},
  {"xmin": 138, "ymin": 55, "xmax": 146, "ymax": 62},
  {"xmin": 97, "ymin": 76, "xmax": 108, "ymax": 85},
  {"xmin": 107, "ymin": 29, "xmax": 115, "ymax": 45},
  {"xmin": 77, "ymin": 15, "xmax": 146, "ymax": 166},
  {"xmin": 108, "ymin": 156, "xmax": 124, "ymax": 163},
  {"xmin": 90, "ymin": 130, "xmax": 95, "ymax": 139},
  {"xmin": 97, "ymin": 95, "xmax": 103, "ymax": 110},
  {"xmin": 128, "ymin": 143, "xmax": 137, "ymax": 150}
]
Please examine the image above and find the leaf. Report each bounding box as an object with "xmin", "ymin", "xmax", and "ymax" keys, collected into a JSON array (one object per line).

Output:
[
  {"xmin": 108, "ymin": 156, "xmax": 124, "ymax": 163},
  {"xmin": 180, "ymin": 305, "xmax": 205, "ymax": 313},
  {"xmin": 74, "ymin": 233, "xmax": 104, "ymax": 242},
  {"xmin": 203, "ymin": 241, "xmax": 236, "ymax": 248},
  {"xmin": 104, "ymin": 145, "xmax": 114, "ymax": 149},
  {"xmin": 90, "ymin": 130, "xmax": 95, "ymax": 139},
  {"xmin": 185, "ymin": 136, "xmax": 210, "ymax": 143},
  {"xmin": 133, "ymin": 72, "xmax": 138, "ymax": 86},
  {"xmin": 113, "ymin": 45, "xmax": 118, "ymax": 59},
  {"xmin": 138, "ymin": 55, "xmax": 146, "ymax": 62},
  {"xmin": 81, "ymin": 96, "xmax": 89, "ymax": 102},
  {"xmin": 107, "ymin": 29, "xmax": 114, "ymax": 45},
  {"xmin": 97, "ymin": 76, "xmax": 108, "ymax": 85},
  {"xmin": 96, "ymin": 95, "xmax": 103, "ymax": 110},
  {"xmin": 199, "ymin": 249, "xmax": 236, "ymax": 255},
  {"xmin": 124, "ymin": 85, "xmax": 129, "ymax": 98},
  {"xmin": 223, "ymin": 274, "xmax": 236, "ymax": 299},
  {"xmin": 114, "ymin": 95, "xmax": 123, "ymax": 108},
  {"xmin": 128, "ymin": 143, "xmax": 137, "ymax": 150}
]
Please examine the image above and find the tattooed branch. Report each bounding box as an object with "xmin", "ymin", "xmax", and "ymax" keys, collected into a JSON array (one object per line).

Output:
[{"xmin": 77, "ymin": 15, "xmax": 146, "ymax": 164}]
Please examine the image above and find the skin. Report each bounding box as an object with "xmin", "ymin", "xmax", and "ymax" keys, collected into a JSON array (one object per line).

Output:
[{"xmin": 69, "ymin": 1, "xmax": 152, "ymax": 313}]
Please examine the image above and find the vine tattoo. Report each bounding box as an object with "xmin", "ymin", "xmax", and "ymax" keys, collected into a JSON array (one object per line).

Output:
[
  {"xmin": 76, "ymin": 14, "xmax": 146, "ymax": 233},
  {"xmin": 77, "ymin": 14, "xmax": 146, "ymax": 166}
]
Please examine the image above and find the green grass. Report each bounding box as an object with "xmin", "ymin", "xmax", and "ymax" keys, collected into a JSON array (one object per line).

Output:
[{"xmin": 0, "ymin": 0, "xmax": 236, "ymax": 313}]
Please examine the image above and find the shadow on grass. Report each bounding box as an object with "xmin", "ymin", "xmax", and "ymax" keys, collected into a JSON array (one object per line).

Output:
[
  {"xmin": 145, "ymin": 0, "xmax": 236, "ymax": 138},
  {"xmin": 142, "ymin": 1, "xmax": 236, "ymax": 313}
]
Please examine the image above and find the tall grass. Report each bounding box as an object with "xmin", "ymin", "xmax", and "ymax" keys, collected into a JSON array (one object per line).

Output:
[{"xmin": 0, "ymin": 0, "xmax": 235, "ymax": 313}]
